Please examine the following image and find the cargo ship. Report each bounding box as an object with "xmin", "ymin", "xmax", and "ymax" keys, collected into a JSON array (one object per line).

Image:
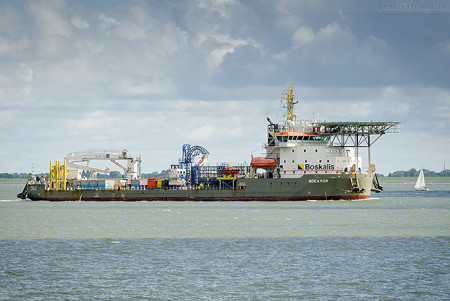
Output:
[{"xmin": 18, "ymin": 85, "xmax": 399, "ymax": 201}]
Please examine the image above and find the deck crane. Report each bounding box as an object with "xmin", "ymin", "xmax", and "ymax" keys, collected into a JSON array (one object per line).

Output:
[{"xmin": 65, "ymin": 149, "xmax": 141, "ymax": 181}]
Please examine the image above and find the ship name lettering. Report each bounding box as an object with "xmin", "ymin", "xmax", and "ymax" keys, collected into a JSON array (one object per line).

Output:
[
  {"xmin": 304, "ymin": 163, "xmax": 334, "ymax": 170},
  {"xmin": 309, "ymin": 179, "xmax": 329, "ymax": 184}
]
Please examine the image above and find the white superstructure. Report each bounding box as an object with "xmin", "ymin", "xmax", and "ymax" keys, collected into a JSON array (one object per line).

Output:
[
  {"xmin": 260, "ymin": 84, "xmax": 399, "ymax": 180},
  {"xmin": 264, "ymin": 119, "xmax": 362, "ymax": 178}
]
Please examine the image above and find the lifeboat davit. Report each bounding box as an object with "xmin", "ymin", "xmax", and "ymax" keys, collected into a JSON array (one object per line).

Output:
[{"xmin": 251, "ymin": 157, "xmax": 276, "ymax": 169}]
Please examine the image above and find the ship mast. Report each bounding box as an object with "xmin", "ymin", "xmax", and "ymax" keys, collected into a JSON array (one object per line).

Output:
[{"xmin": 282, "ymin": 84, "xmax": 298, "ymax": 121}]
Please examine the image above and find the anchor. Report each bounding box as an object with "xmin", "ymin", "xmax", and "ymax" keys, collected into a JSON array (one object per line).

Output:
[{"xmin": 17, "ymin": 184, "xmax": 28, "ymax": 199}]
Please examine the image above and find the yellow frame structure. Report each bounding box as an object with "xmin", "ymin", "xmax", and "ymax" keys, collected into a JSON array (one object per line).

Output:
[{"xmin": 49, "ymin": 160, "xmax": 67, "ymax": 190}]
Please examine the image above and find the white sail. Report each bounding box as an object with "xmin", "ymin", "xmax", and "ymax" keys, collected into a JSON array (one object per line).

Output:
[{"xmin": 414, "ymin": 168, "xmax": 429, "ymax": 190}]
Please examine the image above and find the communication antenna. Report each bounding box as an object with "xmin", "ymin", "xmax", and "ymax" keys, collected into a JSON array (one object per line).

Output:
[{"xmin": 282, "ymin": 84, "xmax": 298, "ymax": 121}]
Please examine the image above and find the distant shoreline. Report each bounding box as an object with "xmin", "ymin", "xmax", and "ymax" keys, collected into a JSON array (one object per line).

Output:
[
  {"xmin": 0, "ymin": 179, "xmax": 28, "ymax": 184},
  {"xmin": 378, "ymin": 176, "xmax": 450, "ymax": 183}
]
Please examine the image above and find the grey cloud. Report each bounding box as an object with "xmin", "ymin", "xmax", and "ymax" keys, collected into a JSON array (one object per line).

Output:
[{"xmin": 0, "ymin": 0, "xmax": 449, "ymax": 174}]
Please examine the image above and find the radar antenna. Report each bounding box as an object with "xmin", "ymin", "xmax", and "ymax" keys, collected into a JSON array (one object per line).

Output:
[{"xmin": 282, "ymin": 84, "xmax": 298, "ymax": 121}]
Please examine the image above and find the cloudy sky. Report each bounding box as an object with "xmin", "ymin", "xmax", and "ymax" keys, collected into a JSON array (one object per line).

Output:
[{"xmin": 1, "ymin": 0, "xmax": 449, "ymax": 175}]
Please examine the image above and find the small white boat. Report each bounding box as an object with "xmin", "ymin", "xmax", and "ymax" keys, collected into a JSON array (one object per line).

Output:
[{"xmin": 414, "ymin": 168, "xmax": 429, "ymax": 191}]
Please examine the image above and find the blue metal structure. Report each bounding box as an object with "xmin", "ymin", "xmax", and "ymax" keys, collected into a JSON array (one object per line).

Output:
[
  {"xmin": 178, "ymin": 144, "xmax": 250, "ymax": 187},
  {"xmin": 179, "ymin": 144, "xmax": 209, "ymax": 185}
]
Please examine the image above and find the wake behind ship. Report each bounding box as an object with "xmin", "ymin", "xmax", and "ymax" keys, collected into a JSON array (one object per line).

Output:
[{"xmin": 18, "ymin": 85, "xmax": 399, "ymax": 201}]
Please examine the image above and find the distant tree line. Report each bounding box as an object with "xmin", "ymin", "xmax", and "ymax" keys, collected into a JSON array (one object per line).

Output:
[
  {"xmin": 0, "ymin": 173, "xmax": 29, "ymax": 179},
  {"xmin": 387, "ymin": 168, "xmax": 450, "ymax": 177},
  {"xmin": 142, "ymin": 170, "xmax": 169, "ymax": 179}
]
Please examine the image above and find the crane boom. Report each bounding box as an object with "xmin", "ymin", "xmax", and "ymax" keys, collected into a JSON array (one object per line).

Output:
[
  {"xmin": 65, "ymin": 149, "xmax": 141, "ymax": 180},
  {"xmin": 66, "ymin": 162, "xmax": 110, "ymax": 174}
]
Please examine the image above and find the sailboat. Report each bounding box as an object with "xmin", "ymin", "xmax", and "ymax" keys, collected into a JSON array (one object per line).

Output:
[{"xmin": 414, "ymin": 168, "xmax": 429, "ymax": 191}]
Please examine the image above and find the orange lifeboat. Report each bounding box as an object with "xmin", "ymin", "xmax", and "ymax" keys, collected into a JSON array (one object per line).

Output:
[{"xmin": 251, "ymin": 157, "xmax": 276, "ymax": 169}]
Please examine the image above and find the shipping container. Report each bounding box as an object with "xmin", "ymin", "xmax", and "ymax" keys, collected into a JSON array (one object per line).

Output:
[
  {"xmin": 148, "ymin": 178, "xmax": 155, "ymax": 188},
  {"xmin": 148, "ymin": 178, "xmax": 164, "ymax": 189}
]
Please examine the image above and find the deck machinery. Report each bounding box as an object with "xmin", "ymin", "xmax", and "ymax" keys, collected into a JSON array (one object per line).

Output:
[{"xmin": 64, "ymin": 149, "xmax": 141, "ymax": 181}]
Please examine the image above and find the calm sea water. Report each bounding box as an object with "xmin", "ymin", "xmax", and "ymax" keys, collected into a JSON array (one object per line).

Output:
[{"xmin": 0, "ymin": 181, "xmax": 449, "ymax": 300}]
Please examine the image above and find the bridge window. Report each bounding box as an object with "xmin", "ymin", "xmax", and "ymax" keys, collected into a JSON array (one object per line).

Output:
[{"xmin": 277, "ymin": 136, "xmax": 288, "ymax": 142}]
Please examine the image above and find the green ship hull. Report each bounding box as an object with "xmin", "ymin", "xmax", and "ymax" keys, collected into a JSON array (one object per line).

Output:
[{"xmin": 23, "ymin": 174, "xmax": 374, "ymax": 201}]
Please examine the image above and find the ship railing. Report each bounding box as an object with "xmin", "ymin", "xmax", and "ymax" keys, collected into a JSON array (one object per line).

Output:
[
  {"xmin": 66, "ymin": 149, "xmax": 124, "ymax": 157},
  {"xmin": 275, "ymin": 120, "xmax": 316, "ymax": 133}
]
